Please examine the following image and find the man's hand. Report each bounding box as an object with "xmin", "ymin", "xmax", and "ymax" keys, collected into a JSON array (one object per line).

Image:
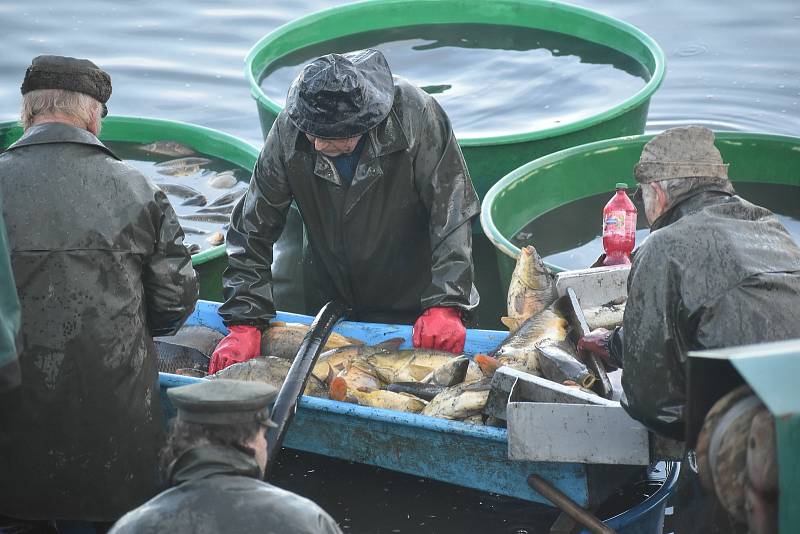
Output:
[
  {"xmin": 412, "ymin": 307, "xmax": 466, "ymax": 354},
  {"xmin": 577, "ymin": 328, "xmax": 617, "ymax": 370},
  {"xmin": 208, "ymin": 325, "xmax": 262, "ymax": 374}
]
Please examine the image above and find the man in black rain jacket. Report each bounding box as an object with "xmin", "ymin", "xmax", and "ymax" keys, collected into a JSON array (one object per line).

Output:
[
  {"xmin": 211, "ymin": 49, "xmax": 480, "ymax": 373},
  {"xmin": 109, "ymin": 379, "xmax": 342, "ymax": 534},
  {"xmin": 0, "ymin": 55, "xmax": 198, "ymax": 526}
]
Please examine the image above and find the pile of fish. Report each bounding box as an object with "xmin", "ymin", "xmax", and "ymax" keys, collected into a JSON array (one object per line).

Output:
[
  {"xmin": 130, "ymin": 140, "xmax": 249, "ymax": 254},
  {"xmin": 155, "ymin": 246, "xmax": 625, "ymax": 425}
]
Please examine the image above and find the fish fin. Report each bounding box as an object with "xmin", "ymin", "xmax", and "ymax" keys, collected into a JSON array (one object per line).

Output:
[
  {"xmin": 474, "ymin": 354, "xmax": 502, "ymax": 376},
  {"xmin": 329, "ymin": 377, "xmax": 348, "ymax": 402},
  {"xmin": 377, "ymin": 337, "xmax": 405, "ymax": 350},
  {"xmin": 500, "ymin": 317, "xmax": 519, "ymax": 332},
  {"xmin": 325, "ymin": 364, "xmax": 335, "ymax": 386},
  {"xmin": 270, "ymin": 321, "xmax": 287, "ymax": 327},
  {"xmin": 356, "ymin": 386, "xmax": 374, "ymax": 393}
]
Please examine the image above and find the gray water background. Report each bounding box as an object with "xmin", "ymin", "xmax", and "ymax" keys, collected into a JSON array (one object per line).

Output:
[{"xmin": 1, "ymin": 1, "xmax": 798, "ymax": 532}]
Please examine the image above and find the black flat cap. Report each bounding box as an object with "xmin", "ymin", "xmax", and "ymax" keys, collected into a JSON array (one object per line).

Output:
[
  {"xmin": 21, "ymin": 55, "xmax": 112, "ymax": 117},
  {"xmin": 286, "ymin": 49, "xmax": 394, "ymax": 139},
  {"xmin": 168, "ymin": 379, "xmax": 278, "ymax": 427}
]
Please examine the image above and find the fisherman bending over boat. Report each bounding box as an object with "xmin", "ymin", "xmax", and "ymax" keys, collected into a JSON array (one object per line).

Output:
[
  {"xmin": 211, "ymin": 49, "xmax": 480, "ymax": 373},
  {"xmin": 579, "ymin": 125, "xmax": 800, "ymax": 533},
  {"xmin": 0, "ymin": 55, "xmax": 198, "ymax": 530},
  {"xmin": 109, "ymin": 379, "xmax": 343, "ymax": 534}
]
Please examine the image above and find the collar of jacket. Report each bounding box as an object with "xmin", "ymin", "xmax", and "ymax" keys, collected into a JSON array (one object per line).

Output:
[
  {"xmin": 650, "ymin": 184, "xmax": 735, "ymax": 231},
  {"xmin": 166, "ymin": 444, "xmax": 262, "ymax": 487},
  {"xmin": 6, "ymin": 121, "xmax": 120, "ymax": 160},
  {"xmin": 295, "ymin": 108, "xmax": 409, "ymax": 188}
]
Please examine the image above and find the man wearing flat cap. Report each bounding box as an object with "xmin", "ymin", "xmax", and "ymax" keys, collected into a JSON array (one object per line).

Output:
[
  {"xmin": 109, "ymin": 380, "xmax": 342, "ymax": 534},
  {"xmin": 211, "ymin": 49, "xmax": 480, "ymax": 373},
  {"xmin": 0, "ymin": 55, "xmax": 198, "ymax": 526},
  {"xmin": 579, "ymin": 126, "xmax": 800, "ymax": 532}
]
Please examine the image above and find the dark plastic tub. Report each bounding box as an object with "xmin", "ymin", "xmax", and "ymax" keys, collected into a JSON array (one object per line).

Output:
[{"xmin": 245, "ymin": 0, "xmax": 666, "ymax": 199}]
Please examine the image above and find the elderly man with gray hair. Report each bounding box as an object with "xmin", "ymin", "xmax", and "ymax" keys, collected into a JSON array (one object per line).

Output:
[
  {"xmin": 580, "ymin": 125, "xmax": 800, "ymax": 533},
  {"xmin": 0, "ymin": 55, "xmax": 198, "ymax": 530}
]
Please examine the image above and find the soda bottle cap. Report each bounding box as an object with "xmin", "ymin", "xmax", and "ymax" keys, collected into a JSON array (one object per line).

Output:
[{"xmin": 615, "ymin": 182, "xmax": 628, "ymax": 190}]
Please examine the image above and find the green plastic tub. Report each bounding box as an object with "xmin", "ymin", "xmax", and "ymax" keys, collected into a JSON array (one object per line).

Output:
[
  {"xmin": 245, "ymin": 0, "xmax": 666, "ymax": 199},
  {"xmin": 0, "ymin": 116, "xmax": 259, "ymax": 301},
  {"xmin": 481, "ymin": 132, "xmax": 800, "ymax": 290}
]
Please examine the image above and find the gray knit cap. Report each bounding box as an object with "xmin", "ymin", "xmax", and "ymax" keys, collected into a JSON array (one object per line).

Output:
[{"xmin": 634, "ymin": 126, "xmax": 729, "ymax": 184}]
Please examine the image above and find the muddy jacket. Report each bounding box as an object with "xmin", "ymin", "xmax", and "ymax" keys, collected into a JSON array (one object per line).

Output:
[
  {"xmin": 0, "ymin": 122, "xmax": 198, "ymax": 521},
  {"xmin": 220, "ymin": 78, "xmax": 480, "ymax": 325},
  {"xmin": 0, "ymin": 198, "xmax": 20, "ymax": 391},
  {"xmin": 618, "ymin": 187, "xmax": 800, "ymax": 440},
  {"xmin": 109, "ymin": 445, "xmax": 342, "ymax": 534}
]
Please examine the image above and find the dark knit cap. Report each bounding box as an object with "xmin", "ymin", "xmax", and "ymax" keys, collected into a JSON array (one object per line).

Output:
[{"xmin": 21, "ymin": 55, "xmax": 112, "ymax": 117}]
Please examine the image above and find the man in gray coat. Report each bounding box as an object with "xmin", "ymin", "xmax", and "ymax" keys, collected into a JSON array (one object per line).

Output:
[
  {"xmin": 109, "ymin": 379, "xmax": 342, "ymax": 534},
  {"xmin": 0, "ymin": 55, "xmax": 198, "ymax": 526},
  {"xmin": 580, "ymin": 125, "xmax": 800, "ymax": 533}
]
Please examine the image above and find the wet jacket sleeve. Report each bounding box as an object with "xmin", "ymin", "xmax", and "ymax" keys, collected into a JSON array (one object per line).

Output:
[
  {"xmin": 0, "ymin": 211, "xmax": 21, "ymax": 392},
  {"xmin": 218, "ymin": 121, "xmax": 293, "ymax": 327},
  {"xmin": 143, "ymin": 191, "xmax": 198, "ymax": 336},
  {"xmin": 413, "ymin": 97, "xmax": 480, "ymax": 312}
]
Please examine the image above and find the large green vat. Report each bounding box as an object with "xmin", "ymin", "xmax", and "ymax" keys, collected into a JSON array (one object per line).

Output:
[
  {"xmin": 0, "ymin": 116, "xmax": 259, "ymax": 301},
  {"xmin": 481, "ymin": 132, "xmax": 800, "ymax": 289},
  {"xmin": 245, "ymin": 0, "xmax": 666, "ymax": 199}
]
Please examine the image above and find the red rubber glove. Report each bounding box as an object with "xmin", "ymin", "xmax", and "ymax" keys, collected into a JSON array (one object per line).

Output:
[
  {"xmin": 208, "ymin": 325, "xmax": 262, "ymax": 374},
  {"xmin": 412, "ymin": 307, "xmax": 466, "ymax": 354},
  {"xmin": 577, "ymin": 328, "xmax": 615, "ymax": 369}
]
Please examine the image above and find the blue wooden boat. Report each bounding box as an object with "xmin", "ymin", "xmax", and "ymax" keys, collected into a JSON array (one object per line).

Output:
[{"xmin": 159, "ymin": 300, "xmax": 641, "ymax": 508}]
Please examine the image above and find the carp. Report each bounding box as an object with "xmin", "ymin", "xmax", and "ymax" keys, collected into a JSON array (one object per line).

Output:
[
  {"xmin": 421, "ymin": 356, "xmax": 469, "ymax": 387},
  {"xmin": 137, "ymin": 141, "xmax": 196, "ymax": 157},
  {"xmin": 206, "ymin": 231, "xmax": 225, "ymax": 246},
  {"xmin": 475, "ymin": 305, "xmax": 568, "ymax": 377},
  {"xmin": 501, "ymin": 245, "xmax": 556, "ymax": 333},
  {"xmin": 181, "ymin": 195, "xmax": 207, "ymax": 207},
  {"xmin": 332, "ymin": 359, "xmax": 384, "ymax": 393},
  {"xmin": 422, "ymin": 378, "xmax": 492, "ymax": 420},
  {"xmin": 366, "ymin": 349, "xmax": 459, "ymax": 384},
  {"xmin": 197, "ymin": 204, "xmax": 235, "ymax": 215},
  {"xmin": 535, "ymin": 338, "xmax": 595, "ymax": 389},
  {"xmin": 180, "ymin": 213, "xmax": 230, "ymax": 224},
  {"xmin": 312, "ymin": 339, "xmax": 403, "ymax": 382},
  {"xmin": 208, "ymin": 188, "xmax": 247, "ymax": 207},
  {"xmin": 159, "ymin": 183, "xmax": 204, "ymax": 199},
  {"xmin": 329, "ymin": 378, "xmax": 427, "ymax": 413},
  {"xmin": 387, "ymin": 382, "xmax": 444, "ymax": 401},
  {"xmin": 154, "ymin": 157, "xmax": 212, "ymax": 177},
  {"xmin": 583, "ymin": 299, "xmax": 626, "ymax": 330},
  {"xmin": 262, "ymin": 321, "xmax": 363, "ymax": 361},
  {"xmin": 210, "ymin": 356, "xmax": 328, "ymax": 398},
  {"xmin": 154, "ymin": 325, "xmax": 223, "ymax": 374},
  {"xmin": 206, "ymin": 170, "xmax": 238, "ymax": 189}
]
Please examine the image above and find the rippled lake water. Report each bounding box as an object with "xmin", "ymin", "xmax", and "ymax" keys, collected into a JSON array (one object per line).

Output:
[{"xmin": 1, "ymin": 0, "xmax": 798, "ymax": 532}]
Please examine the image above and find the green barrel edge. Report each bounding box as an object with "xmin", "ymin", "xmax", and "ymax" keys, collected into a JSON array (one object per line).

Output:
[
  {"xmin": 244, "ymin": 0, "xmax": 666, "ymax": 199},
  {"xmin": 480, "ymin": 131, "xmax": 800, "ymax": 289},
  {"xmin": 0, "ymin": 116, "xmax": 261, "ymax": 301}
]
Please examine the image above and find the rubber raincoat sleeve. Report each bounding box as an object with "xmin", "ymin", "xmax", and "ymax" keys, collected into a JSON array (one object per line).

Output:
[
  {"xmin": 0, "ymin": 209, "xmax": 21, "ymax": 391},
  {"xmin": 143, "ymin": 190, "xmax": 199, "ymax": 337},
  {"xmin": 413, "ymin": 97, "xmax": 480, "ymax": 313},
  {"xmin": 218, "ymin": 121, "xmax": 293, "ymax": 327}
]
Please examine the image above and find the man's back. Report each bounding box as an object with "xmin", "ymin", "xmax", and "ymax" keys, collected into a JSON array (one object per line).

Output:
[
  {"xmin": 0, "ymin": 122, "xmax": 197, "ymax": 521},
  {"xmin": 623, "ymin": 189, "xmax": 800, "ymax": 439}
]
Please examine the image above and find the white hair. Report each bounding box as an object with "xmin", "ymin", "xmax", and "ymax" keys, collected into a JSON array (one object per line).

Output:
[{"xmin": 20, "ymin": 89, "xmax": 101, "ymax": 130}]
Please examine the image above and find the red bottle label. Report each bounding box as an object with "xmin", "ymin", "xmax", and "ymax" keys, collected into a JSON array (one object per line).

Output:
[{"xmin": 603, "ymin": 210, "xmax": 628, "ymax": 237}]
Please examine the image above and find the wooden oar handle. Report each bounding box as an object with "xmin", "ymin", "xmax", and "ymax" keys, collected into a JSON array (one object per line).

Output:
[{"xmin": 527, "ymin": 474, "xmax": 616, "ymax": 534}]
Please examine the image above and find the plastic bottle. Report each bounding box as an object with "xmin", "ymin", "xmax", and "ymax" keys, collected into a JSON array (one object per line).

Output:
[{"xmin": 602, "ymin": 183, "xmax": 637, "ymax": 266}]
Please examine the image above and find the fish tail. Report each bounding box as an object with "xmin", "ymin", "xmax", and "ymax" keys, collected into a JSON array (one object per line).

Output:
[
  {"xmin": 474, "ymin": 354, "xmax": 502, "ymax": 376},
  {"xmin": 329, "ymin": 377, "xmax": 348, "ymax": 402}
]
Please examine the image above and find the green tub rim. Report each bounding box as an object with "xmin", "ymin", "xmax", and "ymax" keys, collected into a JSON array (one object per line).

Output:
[
  {"xmin": 245, "ymin": 0, "xmax": 666, "ymax": 146},
  {"xmin": 0, "ymin": 115, "xmax": 260, "ymax": 266},
  {"xmin": 480, "ymin": 131, "xmax": 800, "ymax": 262}
]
